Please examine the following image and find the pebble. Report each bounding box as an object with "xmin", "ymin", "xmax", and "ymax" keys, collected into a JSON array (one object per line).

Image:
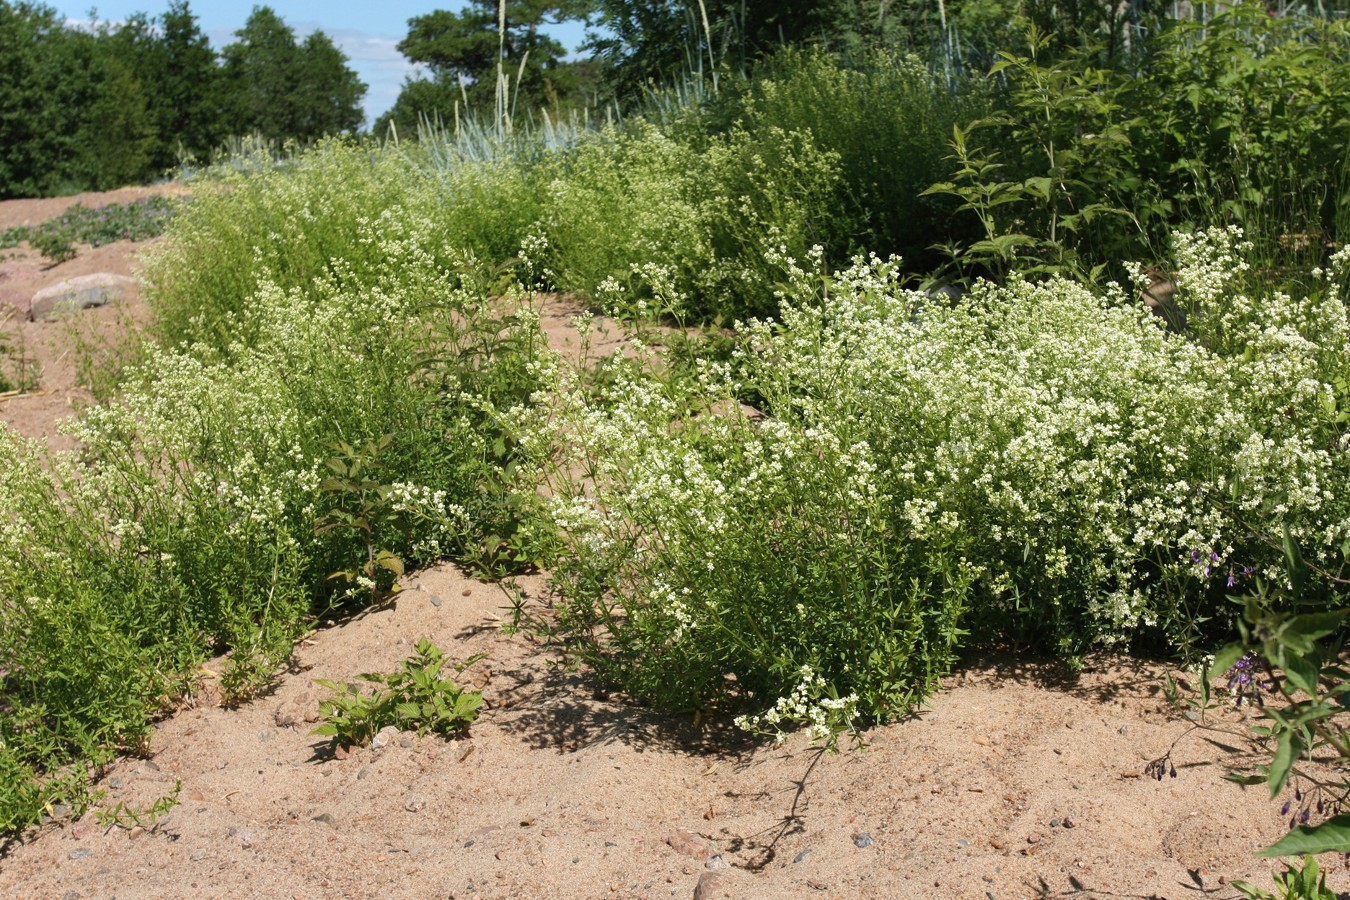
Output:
[
  {"xmin": 399, "ymin": 737, "xmax": 414, "ymax": 748},
  {"xmin": 190, "ymin": 849, "xmax": 206, "ymax": 862},
  {"xmin": 430, "ymin": 595, "xmax": 443, "ymax": 608},
  {"xmin": 1050, "ymin": 818, "xmax": 1062, "ymax": 828},
  {"xmin": 1118, "ymin": 724, "xmax": 1129, "ymax": 735},
  {"xmin": 68, "ymin": 848, "xmax": 92, "ymax": 860},
  {"xmin": 356, "ymin": 765, "xmax": 372, "ymax": 780},
  {"xmin": 1063, "ymin": 817, "xmax": 1080, "ymax": 829},
  {"xmin": 403, "ymin": 795, "xmax": 427, "ymax": 813},
  {"xmin": 663, "ymin": 830, "xmax": 714, "ymax": 858},
  {"xmin": 853, "ymin": 833, "xmax": 874, "ymax": 849},
  {"xmin": 693, "ymin": 871, "xmax": 729, "ymax": 900},
  {"xmin": 957, "ymin": 838, "xmax": 969, "ymax": 848},
  {"xmin": 109, "ymin": 778, "xmax": 122, "ymax": 790},
  {"xmin": 792, "ymin": 849, "xmax": 813, "ymax": 864},
  {"xmin": 1027, "ymin": 833, "xmax": 1042, "ymax": 844},
  {"xmin": 312, "ymin": 813, "xmax": 337, "ymax": 828},
  {"xmin": 61, "ymin": 892, "xmax": 81, "ymax": 900},
  {"xmin": 705, "ymin": 854, "xmax": 730, "ymax": 869}
]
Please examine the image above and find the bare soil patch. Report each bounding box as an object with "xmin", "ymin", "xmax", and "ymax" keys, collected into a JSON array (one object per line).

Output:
[{"xmin": 0, "ymin": 188, "xmax": 1323, "ymax": 899}]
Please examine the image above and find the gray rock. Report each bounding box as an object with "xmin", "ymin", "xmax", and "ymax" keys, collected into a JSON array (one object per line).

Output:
[
  {"xmin": 30, "ymin": 274, "xmax": 136, "ymax": 321},
  {"xmin": 792, "ymin": 849, "xmax": 812, "ymax": 864},
  {"xmin": 312, "ymin": 813, "xmax": 337, "ymax": 828},
  {"xmin": 853, "ymin": 833, "xmax": 874, "ymax": 849},
  {"xmin": 705, "ymin": 854, "xmax": 730, "ymax": 869},
  {"xmin": 68, "ymin": 848, "xmax": 92, "ymax": 860}
]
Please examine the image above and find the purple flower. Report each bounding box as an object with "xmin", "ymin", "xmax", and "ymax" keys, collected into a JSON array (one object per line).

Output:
[{"xmin": 1227, "ymin": 572, "xmax": 1237, "ymax": 587}]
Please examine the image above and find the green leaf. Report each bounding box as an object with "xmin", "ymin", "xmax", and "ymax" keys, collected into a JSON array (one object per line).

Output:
[
  {"xmin": 1282, "ymin": 653, "xmax": 1319, "ymax": 697},
  {"xmin": 1256, "ymin": 815, "xmax": 1350, "ymax": 857},
  {"xmin": 1278, "ymin": 610, "xmax": 1349, "ymax": 652},
  {"xmin": 1269, "ymin": 728, "xmax": 1303, "ymax": 798}
]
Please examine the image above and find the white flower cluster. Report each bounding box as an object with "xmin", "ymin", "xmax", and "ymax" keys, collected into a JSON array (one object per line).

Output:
[{"xmin": 734, "ymin": 665, "xmax": 860, "ymax": 745}]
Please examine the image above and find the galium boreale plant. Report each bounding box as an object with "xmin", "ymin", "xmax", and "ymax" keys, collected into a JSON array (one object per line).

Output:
[
  {"xmin": 542, "ymin": 225, "xmax": 1350, "ymax": 740},
  {"xmin": 0, "ymin": 205, "xmax": 549, "ymax": 830}
]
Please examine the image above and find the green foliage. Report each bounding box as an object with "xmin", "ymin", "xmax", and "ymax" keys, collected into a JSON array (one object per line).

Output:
[
  {"xmin": 220, "ymin": 6, "xmax": 366, "ymax": 141},
  {"xmin": 540, "ymin": 117, "xmax": 841, "ymax": 320},
  {"xmin": 312, "ymin": 639, "xmax": 485, "ymax": 747},
  {"xmin": 732, "ymin": 47, "xmax": 988, "ymax": 271},
  {"xmin": 0, "ymin": 139, "xmax": 552, "ymax": 831},
  {"xmin": 541, "ymin": 228, "xmax": 1350, "ymax": 731},
  {"xmin": 0, "ymin": 197, "xmax": 177, "ymax": 266},
  {"xmin": 1233, "ymin": 855, "xmax": 1337, "ymax": 900}
]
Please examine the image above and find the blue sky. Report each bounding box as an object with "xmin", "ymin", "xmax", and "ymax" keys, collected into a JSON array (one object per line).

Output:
[{"xmin": 54, "ymin": 1, "xmax": 592, "ymax": 127}]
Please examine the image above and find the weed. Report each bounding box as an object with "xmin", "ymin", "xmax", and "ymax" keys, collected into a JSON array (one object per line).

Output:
[
  {"xmin": 312, "ymin": 639, "xmax": 485, "ymax": 748},
  {"xmin": 94, "ymin": 780, "xmax": 182, "ymax": 832}
]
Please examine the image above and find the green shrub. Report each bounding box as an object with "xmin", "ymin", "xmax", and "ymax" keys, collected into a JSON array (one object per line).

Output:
[
  {"xmin": 734, "ymin": 47, "xmax": 989, "ymax": 272},
  {"xmin": 540, "ymin": 119, "xmax": 841, "ymax": 320},
  {"xmin": 541, "ymin": 229, "xmax": 1350, "ymax": 734},
  {"xmin": 0, "ymin": 178, "xmax": 549, "ymax": 830}
]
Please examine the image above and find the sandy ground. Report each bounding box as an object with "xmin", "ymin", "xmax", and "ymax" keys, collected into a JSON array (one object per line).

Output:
[{"xmin": 0, "ymin": 188, "xmax": 1336, "ymax": 899}]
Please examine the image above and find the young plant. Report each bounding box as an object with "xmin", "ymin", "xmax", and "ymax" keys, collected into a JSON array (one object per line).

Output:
[
  {"xmin": 94, "ymin": 780, "xmax": 182, "ymax": 832},
  {"xmin": 311, "ymin": 639, "xmax": 485, "ymax": 748},
  {"xmin": 314, "ymin": 434, "xmax": 408, "ymax": 607}
]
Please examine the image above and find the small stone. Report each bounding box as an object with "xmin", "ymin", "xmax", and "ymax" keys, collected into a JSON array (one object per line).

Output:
[
  {"xmin": 399, "ymin": 737, "xmax": 414, "ymax": 749},
  {"xmin": 853, "ymin": 833, "xmax": 874, "ymax": 849},
  {"xmin": 49, "ymin": 802, "xmax": 71, "ymax": 819},
  {"xmin": 1027, "ymin": 833, "xmax": 1041, "ymax": 844},
  {"xmin": 68, "ymin": 848, "xmax": 92, "ymax": 860},
  {"xmin": 1063, "ymin": 817, "xmax": 1080, "ymax": 829},
  {"xmin": 973, "ymin": 735, "xmax": 990, "ymax": 746},
  {"xmin": 62, "ymin": 892, "xmax": 81, "ymax": 900},
  {"xmin": 1050, "ymin": 818, "xmax": 1062, "ymax": 828},
  {"xmin": 257, "ymin": 730, "xmax": 274, "ymax": 744},
  {"xmin": 663, "ymin": 830, "xmax": 714, "ymax": 858},
  {"xmin": 370, "ymin": 725, "xmax": 399, "ymax": 750},
  {"xmin": 989, "ymin": 839, "xmax": 1004, "ymax": 850},
  {"xmin": 403, "ymin": 795, "xmax": 427, "ymax": 813},
  {"xmin": 693, "ymin": 871, "xmax": 729, "ymax": 900},
  {"xmin": 430, "ymin": 595, "xmax": 442, "ymax": 608},
  {"xmin": 312, "ymin": 813, "xmax": 337, "ymax": 828},
  {"xmin": 1118, "ymin": 725, "xmax": 1129, "ymax": 735},
  {"xmin": 957, "ymin": 838, "xmax": 969, "ymax": 848},
  {"xmin": 190, "ymin": 849, "xmax": 206, "ymax": 862},
  {"xmin": 792, "ymin": 849, "xmax": 813, "ymax": 864},
  {"xmin": 356, "ymin": 765, "xmax": 372, "ymax": 780},
  {"xmin": 705, "ymin": 854, "xmax": 730, "ymax": 869},
  {"xmin": 109, "ymin": 778, "xmax": 123, "ymax": 790}
]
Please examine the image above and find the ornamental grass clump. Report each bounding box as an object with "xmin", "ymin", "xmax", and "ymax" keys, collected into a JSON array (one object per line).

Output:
[{"xmin": 543, "ymin": 229, "xmax": 1350, "ymax": 738}]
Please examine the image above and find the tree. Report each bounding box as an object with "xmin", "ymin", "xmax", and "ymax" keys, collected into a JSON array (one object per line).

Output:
[
  {"xmin": 297, "ymin": 31, "xmax": 366, "ymax": 136},
  {"xmin": 220, "ymin": 5, "xmax": 364, "ymax": 143},
  {"xmin": 107, "ymin": 1, "xmax": 222, "ymax": 170},
  {"xmin": 382, "ymin": 1, "xmax": 597, "ymax": 134}
]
